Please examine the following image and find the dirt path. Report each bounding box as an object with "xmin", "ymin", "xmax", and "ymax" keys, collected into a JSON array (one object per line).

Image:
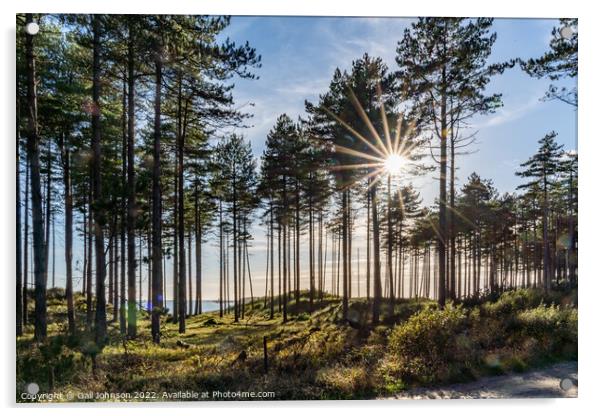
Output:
[{"xmin": 388, "ymin": 361, "xmax": 578, "ymax": 399}]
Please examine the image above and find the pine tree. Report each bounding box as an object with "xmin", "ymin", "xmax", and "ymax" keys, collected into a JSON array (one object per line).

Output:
[
  {"xmin": 396, "ymin": 18, "xmax": 508, "ymax": 305},
  {"xmin": 521, "ymin": 19, "xmax": 577, "ymax": 106},
  {"xmin": 215, "ymin": 135, "xmax": 258, "ymax": 322},
  {"xmin": 516, "ymin": 132, "xmax": 564, "ymax": 292}
]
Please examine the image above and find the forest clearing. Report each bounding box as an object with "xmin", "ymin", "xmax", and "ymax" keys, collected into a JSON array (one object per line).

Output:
[{"xmin": 17, "ymin": 287, "xmax": 577, "ymax": 401}]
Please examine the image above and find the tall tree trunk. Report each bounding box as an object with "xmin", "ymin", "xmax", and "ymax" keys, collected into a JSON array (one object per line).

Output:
[
  {"xmin": 269, "ymin": 203, "xmax": 275, "ymax": 319},
  {"xmin": 342, "ymin": 191, "xmax": 349, "ymax": 321},
  {"xmin": 119, "ymin": 77, "xmax": 127, "ymax": 334},
  {"xmin": 26, "ymin": 13, "xmax": 47, "ymax": 341},
  {"xmin": 281, "ymin": 176, "xmax": 288, "ymax": 323},
  {"xmin": 370, "ymin": 181, "xmax": 381, "ymax": 324},
  {"xmin": 245, "ymin": 226, "xmax": 254, "ymax": 307},
  {"xmin": 151, "ymin": 47, "xmax": 164, "ymax": 344},
  {"xmin": 568, "ymin": 167, "xmax": 576, "ymax": 285},
  {"xmin": 366, "ymin": 191, "xmax": 370, "ymax": 301},
  {"xmin": 194, "ymin": 193, "xmax": 202, "ymax": 315},
  {"xmin": 295, "ymin": 182, "xmax": 301, "ymax": 305},
  {"xmin": 113, "ymin": 233, "xmax": 119, "ymax": 322},
  {"xmin": 233, "ymin": 174, "xmax": 239, "ymax": 323},
  {"xmin": 147, "ymin": 229, "xmax": 152, "ymax": 310},
  {"xmin": 542, "ymin": 177, "xmax": 551, "ymax": 292},
  {"xmin": 278, "ymin": 223, "xmax": 281, "ymax": 312},
  {"xmin": 17, "ymin": 86, "xmax": 23, "ymax": 336},
  {"xmin": 318, "ymin": 209, "xmax": 323, "ymax": 298},
  {"xmin": 435, "ymin": 25, "xmax": 449, "ymax": 307},
  {"xmin": 188, "ymin": 233, "xmax": 192, "ymax": 316},
  {"xmin": 85, "ymin": 192, "xmax": 93, "ymax": 328},
  {"xmin": 176, "ymin": 84, "xmax": 189, "ymax": 330},
  {"xmin": 387, "ymin": 175, "xmax": 394, "ymax": 315},
  {"xmin": 59, "ymin": 134, "xmax": 75, "ymax": 335},
  {"xmin": 108, "ymin": 231, "xmax": 114, "ymax": 306},
  {"xmin": 43, "ymin": 142, "xmax": 51, "ymax": 288},
  {"xmin": 172, "ymin": 170, "xmax": 178, "ymax": 323},
  {"xmin": 219, "ymin": 199, "xmax": 223, "ymax": 317},
  {"xmin": 151, "ymin": 48, "xmax": 163, "ymax": 343},
  {"xmin": 348, "ymin": 194, "xmax": 353, "ymax": 299},
  {"xmin": 23, "ymin": 158, "xmax": 30, "ymax": 326},
  {"xmin": 309, "ymin": 193, "xmax": 315, "ymax": 310},
  {"xmin": 126, "ymin": 24, "xmax": 138, "ymax": 338},
  {"xmin": 437, "ymin": 71, "xmax": 448, "ymax": 308},
  {"xmin": 51, "ymin": 211, "xmax": 56, "ymax": 288},
  {"xmin": 91, "ymin": 15, "xmax": 107, "ymax": 345},
  {"xmin": 449, "ymin": 136, "xmax": 456, "ymax": 300}
]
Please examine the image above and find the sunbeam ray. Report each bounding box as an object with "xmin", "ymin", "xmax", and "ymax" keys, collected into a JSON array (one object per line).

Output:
[
  {"xmin": 333, "ymin": 144, "xmax": 385, "ymax": 163},
  {"xmin": 322, "ymin": 107, "xmax": 386, "ymax": 159},
  {"xmin": 347, "ymin": 87, "xmax": 390, "ymax": 156}
]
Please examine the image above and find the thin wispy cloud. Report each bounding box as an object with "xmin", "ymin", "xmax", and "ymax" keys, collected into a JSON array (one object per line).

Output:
[{"xmin": 475, "ymin": 95, "xmax": 542, "ymax": 129}]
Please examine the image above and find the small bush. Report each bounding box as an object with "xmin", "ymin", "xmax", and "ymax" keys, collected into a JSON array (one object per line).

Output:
[
  {"xmin": 480, "ymin": 288, "xmax": 545, "ymax": 317},
  {"xmin": 388, "ymin": 304, "xmax": 471, "ymax": 382},
  {"xmin": 516, "ymin": 304, "xmax": 577, "ymax": 358},
  {"xmin": 316, "ymin": 365, "xmax": 372, "ymax": 398}
]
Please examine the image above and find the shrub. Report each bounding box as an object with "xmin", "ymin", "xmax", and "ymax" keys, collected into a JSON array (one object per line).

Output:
[
  {"xmin": 17, "ymin": 335, "xmax": 77, "ymax": 393},
  {"xmin": 516, "ymin": 304, "xmax": 577, "ymax": 357},
  {"xmin": 480, "ymin": 288, "xmax": 545, "ymax": 317},
  {"xmin": 316, "ymin": 365, "xmax": 372, "ymax": 398},
  {"xmin": 388, "ymin": 304, "xmax": 471, "ymax": 382}
]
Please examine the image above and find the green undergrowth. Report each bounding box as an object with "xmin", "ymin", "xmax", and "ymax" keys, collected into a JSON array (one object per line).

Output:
[{"xmin": 17, "ymin": 287, "xmax": 577, "ymax": 401}]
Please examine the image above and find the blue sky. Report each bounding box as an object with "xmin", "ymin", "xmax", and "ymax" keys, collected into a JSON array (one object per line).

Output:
[
  {"xmin": 38, "ymin": 17, "xmax": 577, "ymax": 301},
  {"xmin": 225, "ymin": 17, "xmax": 577, "ymax": 203}
]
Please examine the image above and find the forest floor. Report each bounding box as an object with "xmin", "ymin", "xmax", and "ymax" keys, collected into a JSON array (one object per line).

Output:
[
  {"xmin": 16, "ymin": 287, "xmax": 577, "ymax": 402},
  {"xmin": 388, "ymin": 361, "xmax": 577, "ymax": 399}
]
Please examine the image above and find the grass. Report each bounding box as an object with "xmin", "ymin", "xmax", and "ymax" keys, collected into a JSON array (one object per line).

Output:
[{"xmin": 16, "ymin": 287, "xmax": 577, "ymax": 401}]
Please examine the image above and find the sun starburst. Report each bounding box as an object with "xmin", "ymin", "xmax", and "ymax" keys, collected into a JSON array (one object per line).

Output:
[{"xmin": 321, "ymin": 83, "xmax": 418, "ymax": 190}]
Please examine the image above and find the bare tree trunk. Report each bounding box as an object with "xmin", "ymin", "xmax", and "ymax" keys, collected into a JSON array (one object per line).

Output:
[
  {"xmin": 309, "ymin": 193, "xmax": 315, "ymax": 310},
  {"xmin": 387, "ymin": 175, "xmax": 394, "ymax": 315},
  {"xmin": 449, "ymin": 136, "xmax": 456, "ymax": 300},
  {"xmin": 295, "ymin": 181, "xmax": 300, "ymax": 305},
  {"xmin": 108, "ymin": 232, "xmax": 113, "ymax": 306},
  {"xmin": 195, "ymin": 200, "xmax": 202, "ymax": 315},
  {"xmin": 151, "ymin": 48, "xmax": 163, "ymax": 343},
  {"xmin": 281, "ymin": 176, "xmax": 288, "ymax": 323},
  {"xmin": 188, "ymin": 233, "xmax": 192, "ymax": 315},
  {"xmin": 233, "ymin": 175, "xmax": 239, "ymax": 323},
  {"xmin": 59, "ymin": 134, "xmax": 75, "ymax": 335},
  {"xmin": 278, "ymin": 222, "xmax": 281, "ymax": 312},
  {"xmin": 219, "ymin": 200, "xmax": 223, "ymax": 317},
  {"xmin": 113, "ymin": 234, "xmax": 119, "ymax": 322},
  {"xmin": 245, "ymin": 234, "xmax": 254, "ymax": 307},
  {"xmin": 43, "ymin": 142, "xmax": 51, "ymax": 288},
  {"xmin": 542, "ymin": 177, "xmax": 551, "ymax": 292},
  {"xmin": 51, "ymin": 212, "xmax": 56, "ymax": 288},
  {"xmin": 23, "ymin": 158, "xmax": 30, "ymax": 326},
  {"xmin": 17, "ymin": 88, "xmax": 23, "ymax": 336},
  {"xmin": 568, "ymin": 168, "xmax": 576, "ymax": 285},
  {"xmin": 119, "ymin": 77, "xmax": 127, "ymax": 335},
  {"xmin": 126, "ymin": 23, "xmax": 137, "ymax": 338},
  {"xmin": 171, "ymin": 169, "xmax": 178, "ymax": 323},
  {"xmin": 27, "ymin": 17, "xmax": 48, "ymax": 343},
  {"xmin": 269, "ymin": 203, "xmax": 274, "ymax": 319},
  {"xmin": 348, "ymin": 194, "xmax": 353, "ymax": 299},
  {"xmin": 342, "ymin": 191, "xmax": 349, "ymax": 321},
  {"xmin": 370, "ymin": 182, "xmax": 381, "ymax": 324},
  {"xmin": 91, "ymin": 15, "xmax": 107, "ymax": 345},
  {"xmin": 437, "ymin": 30, "xmax": 449, "ymax": 308},
  {"xmin": 366, "ymin": 191, "xmax": 370, "ymax": 301}
]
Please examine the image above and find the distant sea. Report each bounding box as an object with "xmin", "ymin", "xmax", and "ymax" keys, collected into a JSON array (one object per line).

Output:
[{"xmin": 139, "ymin": 300, "xmax": 232, "ymax": 314}]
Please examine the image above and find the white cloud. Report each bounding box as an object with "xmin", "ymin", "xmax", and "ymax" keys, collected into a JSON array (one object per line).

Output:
[{"xmin": 474, "ymin": 94, "xmax": 542, "ymax": 129}]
